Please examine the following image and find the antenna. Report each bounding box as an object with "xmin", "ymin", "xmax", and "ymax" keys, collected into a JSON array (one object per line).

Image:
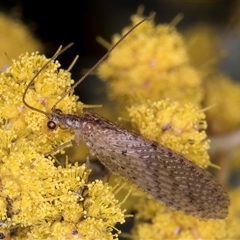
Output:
[
  {"xmin": 22, "ymin": 12, "xmax": 155, "ymax": 115},
  {"xmin": 52, "ymin": 12, "xmax": 155, "ymax": 110},
  {"xmin": 22, "ymin": 43, "xmax": 74, "ymax": 116}
]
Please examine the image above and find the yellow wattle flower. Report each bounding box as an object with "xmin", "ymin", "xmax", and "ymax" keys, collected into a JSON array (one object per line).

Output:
[
  {"xmin": 204, "ymin": 73, "xmax": 240, "ymax": 134},
  {"xmin": 98, "ymin": 14, "xmax": 202, "ymax": 107},
  {"xmin": 0, "ymin": 52, "xmax": 125, "ymax": 239}
]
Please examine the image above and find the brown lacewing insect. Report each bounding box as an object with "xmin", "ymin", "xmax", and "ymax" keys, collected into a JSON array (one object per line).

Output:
[{"xmin": 22, "ymin": 12, "xmax": 230, "ymax": 219}]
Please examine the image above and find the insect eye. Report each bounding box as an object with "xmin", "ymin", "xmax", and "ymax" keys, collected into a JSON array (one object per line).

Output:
[{"xmin": 47, "ymin": 120, "xmax": 57, "ymax": 130}]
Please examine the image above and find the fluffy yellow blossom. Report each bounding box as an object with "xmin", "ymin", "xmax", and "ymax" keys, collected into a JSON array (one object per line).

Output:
[
  {"xmin": 0, "ymin": 52, "xmax": 125, "ymax": 239},
  {"xmin": 131, "ymin": 192, "xmax": 239, "ymax": 240},
  {"xmin": 98, "ymin": 14, "xmax": 202, "ymax": 106},
  {"xmin": 183, "ymin": 24, "xmax": 221, "ymax": 69},
  {"xmin": 0, "ymin": 130, "xmax": 125, "ymax": 239},
  {"xmin": 128, "ymin": 99, "xmax": 210, "ymax": 168},
  {"xmin": 0, "ymin": 13, "xmax": 42, "ymax": 68},
  {"xmin": 0, "ymin": 52, "xmax": 83, "ymax": 154},
  {"xmin": 204, "ymin": 73, "xmax": 240, "ymax": 134}
]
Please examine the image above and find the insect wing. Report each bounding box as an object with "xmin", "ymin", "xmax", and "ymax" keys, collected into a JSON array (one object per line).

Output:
[{"xmin": 80, "ymin": 112, "xmax": 229, "ymax": 219}]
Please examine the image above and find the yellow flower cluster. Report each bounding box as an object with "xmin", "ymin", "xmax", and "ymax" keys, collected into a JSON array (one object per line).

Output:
[
  {"xmin": 183, "ymin": 24, "xmax": 221, "ymax": 69},
  {"xmin": 128, "ymin": 99, "xmax": 210, "ymax": 168},
  {"xmin": 0, "ymin": 13, "xmax": 42, "ymax": 68},
  {"xmin": 131, "ymin": 193, "xmax": 239, "ymax": 240},
  {"xmin": 0, "ymin": 52, "xmax": 82, "ymax": 153},
  {"xmin": 98, "ymin": 15, "xmax": 202, "ymax": 106},
  {"xmin": 0, "ymin": 53, "xmax": 125, "ymax": 239},
  {"xmin": 203, "ymin": 73, "xmax": 240, "ymax": 134}
]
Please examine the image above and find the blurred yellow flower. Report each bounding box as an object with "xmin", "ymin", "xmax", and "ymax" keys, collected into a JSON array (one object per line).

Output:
[
  {"xmin": 98, "ymin": 14, "xmax": 202, "ymax": 107},
  {"xmin": 0, "ymin": 13, "xmax": 42, "ymax": 68},
  {"xmin": 204, "ymin": 73, "xmax": 240, "ymax": 134}
]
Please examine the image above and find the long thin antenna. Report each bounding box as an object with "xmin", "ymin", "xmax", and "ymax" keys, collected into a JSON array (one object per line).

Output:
[
  {"xmin": 52, "ymin": 12, "xmax": 156, "ymax": 110},
  {"xmin": 22, "ymin": 43, "xmax": 74, "ymax": 116}
]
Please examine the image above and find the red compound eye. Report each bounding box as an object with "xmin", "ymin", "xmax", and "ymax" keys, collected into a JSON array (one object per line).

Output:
[{"xmin": 47, "ymin": 121, "xmax": 57, "ymax": 130}]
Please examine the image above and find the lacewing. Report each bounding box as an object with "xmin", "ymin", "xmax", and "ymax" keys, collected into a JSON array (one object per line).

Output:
[{"xmin": 22, "ymin": 12, "xmax": 230, "ymax": 219}]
